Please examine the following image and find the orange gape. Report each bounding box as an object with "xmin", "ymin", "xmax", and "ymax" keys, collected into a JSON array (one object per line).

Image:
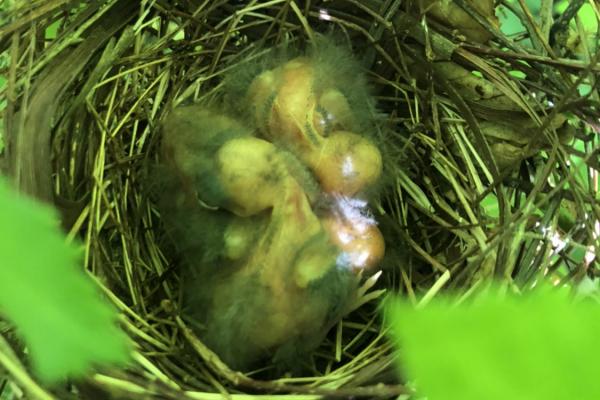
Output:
[{"xmin": 160, "ymin": 48, "xmax": 384, "ymax": 370}]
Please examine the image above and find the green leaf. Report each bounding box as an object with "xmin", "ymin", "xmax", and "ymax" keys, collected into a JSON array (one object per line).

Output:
[
  {"xmin": 0, "ymin": 178, "xmax": 130, "ymax": 383},
  {"xmin": 480, "ymin": 193, "xmax": 499, "ymax": 219},
  {"xmin": 578, "ymin": 4, "xmax": 598, "ymax": 34},
  {"xmin": 386, "ymin": 286, "xmax": 600, "ymax": 400},
  {"xmin": 0, "ymin": 54, "xmax": 5, "ymax": 155},
  {"xmin": 44, "ymin": 20, "xmax": 61, "ymax": 40},
  {"xmin": 570, "ymin": 139, "xmax": 590, "ymax": 190}
]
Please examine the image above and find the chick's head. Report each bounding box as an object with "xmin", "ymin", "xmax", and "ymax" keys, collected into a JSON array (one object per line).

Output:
[
  {"xmin": 248, "ymin": 58, "xmax": 356, "ymax": 153},
  {"xmin": 322, "ymin": 211, "xmax": 385, "ymax": 273},
  {"xmin": 160, "ymin": 107, "xmax": 253, "ymax": 210},
  {"xmin": 307, "ymin": 131, "xmax": 383, "ymax": 196}
]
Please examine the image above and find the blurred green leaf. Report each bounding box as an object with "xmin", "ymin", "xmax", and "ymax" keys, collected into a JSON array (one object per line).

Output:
[
  {"xmin": 554, "ymin": 0, "xmax": 568, "ymax": 14},
  {"xmin": 44, "ymin": 20, "xmax": 60, "ymax": 40},
  {"xmin": 570, "ymin": 139, "xmax": 590, "ymax": 190},
  {"xmin": 0, "ymin": 53, "xmax": 6, "ymax": 154},
  {"xmin": 509, "ymin": 70, "xmax": 526, "ymax": 79},
  {"xmin": 0, "ymin": 178, "xmax": 130, "ymax": 383},
  {"xmin": 498, "ymin": 5, "xmax": 525, "ymax": 37},
  {"xmin": 386, "ymin": 285, "xmax": 600, "ymax": 400},
  {"xmin": 578, "ymin": 4, "xmax": 598, "ymax": 33},
  {"xmin": 497, "ymin": 5, "xmax": 531, "ymax": 47},
  {"xmin": 578, "ymin": 83, "xmax": 592, "ymax": 96},
  {"xmin": 481, "ymin": 193, "xmax": 499, "ymax": 220}
]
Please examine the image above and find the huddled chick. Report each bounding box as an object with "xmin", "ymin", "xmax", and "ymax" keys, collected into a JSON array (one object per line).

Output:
[{"xmin": 158, "ymin": 39, "xmax": 385, "ymax": 371}]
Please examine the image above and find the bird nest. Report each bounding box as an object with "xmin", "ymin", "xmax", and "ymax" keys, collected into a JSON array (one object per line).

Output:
[{"xmin": 2, "ymin": 0, "xmax": 599, "ymax": 398}]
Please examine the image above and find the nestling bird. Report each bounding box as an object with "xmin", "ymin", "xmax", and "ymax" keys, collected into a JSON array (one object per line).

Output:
[
  {"xmin": 159, "ymin": 106, "xmax": 360, "ymax": 370},
  {"xmin": 246, "ymin": 57, "xmax": 383, "ymax": 196},
  {"xmin": 239, "ymin": 43, "xmax": 386, "ymax": 272},
  {"xmin": 157, "ymin": 39, "xmax": 386, "ymax": 372}
]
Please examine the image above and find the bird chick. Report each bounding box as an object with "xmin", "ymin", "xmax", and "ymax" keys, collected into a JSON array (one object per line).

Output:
[
  {"xmin": 321, "ymin": 195, "xmax": 385, "ymax": 274},
  {"xmin": 157, "ymin": 41, "xmax": 387, "ymax": 372},
  {"xmin": 187, "ymin": 176, "xmax": 358, "ymax": 371},
  {"xmin": 161, "ymin": 105, "xmax": 317, "ymax": 216},
  {"xmin": 236, "ymin": 45, "xmax": 387, "ymax": 274},
  {"xmin": 247, "ymin": 57, "xmax": 383, "ymax": 197},
  {"xmin": 159, "ymin": 106, "xmax": 359, "ymax": 371}
]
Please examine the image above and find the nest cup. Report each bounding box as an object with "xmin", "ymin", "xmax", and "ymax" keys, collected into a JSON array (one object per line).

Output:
[
  {"xmin": 5, "ymin": 0, "xmax": 596, "ymax": 398},
  {"xmin": 5, "ymin": 2, "xmax": 410, "ymax": 396}
]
